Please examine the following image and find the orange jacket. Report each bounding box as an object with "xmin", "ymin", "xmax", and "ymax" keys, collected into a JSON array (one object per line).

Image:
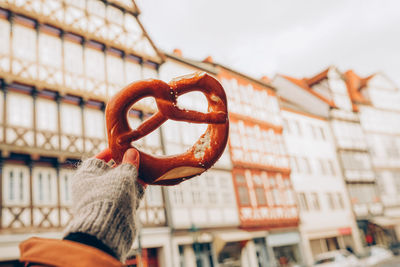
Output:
[{"xmin": 20, "ymin": 237, "xmax": 123, "ymax": 267}]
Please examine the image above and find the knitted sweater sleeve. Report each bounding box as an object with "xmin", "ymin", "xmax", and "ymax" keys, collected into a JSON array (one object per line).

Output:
[{"xmin": 63, "ymin": 158, "xmax": 145, "ymax": 262}]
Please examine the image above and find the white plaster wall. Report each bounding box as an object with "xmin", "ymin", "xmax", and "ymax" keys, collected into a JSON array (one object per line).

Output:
[
  {"xmin": 282, "ymin": 110, "xmax": 361, "ymax": 260},
  {"xmin": 358, "ymin": 104, "xmax": 400, "ymax": 211},
  {"xmin": 366, "ymin": 74, "xmax": 400, "ymax": 111},
  {"xmin": 359, "ymin": 106, "xmax": 400, "ymax": 135},
  {"xmin": 272, "ymin": 75, "xmax": 330, "ymax": 118}
]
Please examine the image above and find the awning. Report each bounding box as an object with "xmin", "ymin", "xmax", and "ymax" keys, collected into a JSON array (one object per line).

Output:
[
  {"xmin": 213, "ymin": 230, "xmax": 252, "ymax": 255},
  {"xmin": 371, "ymin": 216, "xmax": 400, "ymax": 227}
]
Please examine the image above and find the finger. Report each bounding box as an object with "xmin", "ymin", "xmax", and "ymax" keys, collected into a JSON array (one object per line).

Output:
[
  {"xmin": 122, "ymin": 148, "xmax": 140, "ymax": 167},
  {"xmin": 122, "ymin": 148, "xmax": 147, "ymax": 188},
  {"xmin": 95, "ymin": 148, "xmax": 113, "ymax": 162}
]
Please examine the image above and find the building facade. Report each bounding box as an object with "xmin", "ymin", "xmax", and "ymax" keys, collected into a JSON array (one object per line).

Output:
[
  {"xmin": 159, "ymin": 51, "xmax": 242, "ymax": 267},
  {"xmin": 345, "ymin": 70, "xmax": 400, "ymax": 245},
  {"xmin": 216, "ymin": 64, "xmax": 301, "ymax": 267},
  {"xmin": 273, "ymin": 66, "xmax": 385, "ymax": 250},
  {"xmin": 0, "ymin": 1, "xmax": 173, "ymax": 266},
  {"xmin": 281, "ymin": 104, "xmax": 362, "ymax": 265}
]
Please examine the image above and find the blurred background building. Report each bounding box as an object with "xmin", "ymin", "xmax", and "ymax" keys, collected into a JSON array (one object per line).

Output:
[
  {"xmin": 280, "ymin": 99, "xmax": 362, "ymax": 265},
  {"xmin": 1, "ymin": 1, "xmax": 400, "ymax": 267}
]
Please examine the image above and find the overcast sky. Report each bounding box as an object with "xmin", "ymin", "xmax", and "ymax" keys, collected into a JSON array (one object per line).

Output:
[{"xmin": 136, "ymin": 0, "xmax": 400, "ymax": 85}]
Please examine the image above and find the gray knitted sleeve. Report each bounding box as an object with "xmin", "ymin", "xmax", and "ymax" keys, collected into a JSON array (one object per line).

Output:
[{"xmin": 64, "ymin": 158, "xmax": 145, "ymax": 262}]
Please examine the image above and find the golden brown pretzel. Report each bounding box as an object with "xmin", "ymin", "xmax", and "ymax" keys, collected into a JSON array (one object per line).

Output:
[{"xmin": 105, "ymin": 72, "xmax": 229, "ymax": 185}]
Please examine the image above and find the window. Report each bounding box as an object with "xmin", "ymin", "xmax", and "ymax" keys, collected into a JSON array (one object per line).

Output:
[
  {"xmin": 85, "ymin": 44, "xmax": 106, "ymax": 95},
  {"xmin": 283, "ymin": 119, "xmax": 290, "ymax": 133},
  {"xmin": 36, "ymin": 98, "xmax": 58, "ymax": 131},
  {"xmin": 190, "ymin": 178, "xmax": 202, "ymax": 205},
  {"xmin": 84, "ymin": 108, "xmax": 105, "ymax": 138},
  {"xmin": 125, "ymin": 56, "xmax": 142, "ymax": 85},
  {"xmin": 171, "ymin": 187, "xmax": 184, "ymax": 205},
  {"xmin": 340, "ymin": 152, "xmax": 372, "ymax": 171},
  {"xmin": 208, "ymin": 191, "xmax": 217, "ymax": 204},
  {"xmin": 38, "ymin": 29, "xmax": 62, "ymax": 85},
  {"xmin": 33, "ymin": 167, "xmax": 57, "ymax": 205},
  {"xmin": 106, "ymin": 51, "xmax": 125, "ymax": 96},
  {"xmin": 59, "ymin": 169, "xmax": 73, "ymax": 206},
  {"xmin": 290, "ymin": 157, "xmax": 299, "ymax": 172},
  {"xmin": 0, "ymin": 18, "xmax": 10, "ymax": 73},
  {"xmin": 327, "ymin": 160, "xmax": 336, "ymax": 176},
  {"xmin": 336, "ymin": 193, "xmax": 344, "ymax": 209},
  {"xmin": 298, "ymin": 157, "xmax": 311, "ymax": 173},
  {"xmin": 12, "ymin": 23, "xmax": 37, "ymax": 78},
  {"xmin": 320, "ymin": 127, "xmax": 326, "ymax": 140},
  {"xmin": 319, "ymin": 159, "xmax": 327, "ymax": 175},
  {"xmin": 144, "ymin": 186, "xmax": 163, "ymax": 206},
  {"xmin": 326, "ymin": 193, "xmax": 335, "ymax": 209},
  {"xmin": 255, "ymin": 187, "xmax": 267, "ymax": 205},
  {"xmin": 7, "ymin": 92, "xmax": 33, "ymax": 127},
  {"xmin": 64, "ymin": 36, "xmax": 84, "ymax": 91},
  {"xmin": 286, "ymin": 189, "xmax": 296, "ymax": 205},
  {"xmin": 393, "ymin": 172, "xmax": 400, "ymax": 194},
  {"xmin": 60, "ymin": 103, "xmax": 82, "ymax": 135},
  {"xmin": 238, "ymin": 186, "xmax": 250, "ymax": 205},
  {"xmin": 375, "ymin": 172, "xmax": 386, "ymax": 195},
  {"xmin": 235, "ymin": 174, "xmax": 246, "ymax": 184},
  {"xmin": 269, "ymin": 177, "xmax": 276, "ymax": 187},
  {"xmin": 348, "ymin": 184, "xmax": 378, "ymax": 204},
  {"xmin": 310, "ymin": 193, "xmax": 320, "ymax": 210},
  {"xmin": 298, "ymin": 193, "xmax": 309, "ymax": 211},
  {"xmin": 289, "ymin": 120, "xmax": 302, "ymax": 136},
  {"xmin": 309, "ymin": 124, "xmax": 317, "ymax": 138},
  {"xmin": 3, "ymin": 165, "xmax": 30, "ymax": 205},
  {"xmin": 272, "ymin": 189, "xmax": 281, "ymax": 206}
]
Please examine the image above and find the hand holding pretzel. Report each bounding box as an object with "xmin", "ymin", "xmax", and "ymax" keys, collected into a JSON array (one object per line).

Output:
[{"xmin": 105, "ymin": 72, "xmax": 229, "ymax": 185}]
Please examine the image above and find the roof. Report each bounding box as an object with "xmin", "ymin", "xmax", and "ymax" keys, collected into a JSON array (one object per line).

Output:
[
  {"xmin": 304, "ymin": 67, "xmax": 330, "ymax": 86},
  {"xmin": 280, "ymin": 96, "xmax": 328, "ymax": 120},
  {"xmin": 200, "ymin": 58, "xmax": 275, "ymax": 91},
  {"xmin": 344, "ymin": 70, "xmax": 374, "ymax": 106},
  {"xmin": 164, "ymin": 52, "xmax": 218, "ymax": 74},
  {"xmin": 280, "ymin": 74, "xmax": 337, "ymax": 108}
]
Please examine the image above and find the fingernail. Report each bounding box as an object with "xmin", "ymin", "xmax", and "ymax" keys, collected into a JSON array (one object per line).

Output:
[{"xmin": 122, "ymin": 148, "xmax": 140, "ymax": 167}]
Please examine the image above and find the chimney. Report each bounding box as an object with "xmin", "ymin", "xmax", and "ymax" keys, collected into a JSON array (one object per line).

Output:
[
  {"xmin": 203, "ymin": 56, "xmax": 213, "ymax": 63},
  {"xmin": 173, "ymin": 48, "xmax": 182, "ymax": 57},
  {"xmin": 260, "ymin": 75, "xmax": 270, "ymax": 83}
]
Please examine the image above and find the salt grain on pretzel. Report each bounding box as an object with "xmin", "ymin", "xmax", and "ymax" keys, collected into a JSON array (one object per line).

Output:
[{"xmin": 105, "ymin": 72, "xmax": 229, "ymax": 185}]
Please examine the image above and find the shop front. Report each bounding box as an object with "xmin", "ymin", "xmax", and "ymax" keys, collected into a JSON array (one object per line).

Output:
[
  {"xmin": 214, "ymin": 230, "xmax": 252, "ymax": 266},
  {"xmin": 266, "ymin": 231, "xmax": 303, "ymax": 267},
  {"xmin": 126, "ymin": 248, "xmax": 159, "ymax": 267}
]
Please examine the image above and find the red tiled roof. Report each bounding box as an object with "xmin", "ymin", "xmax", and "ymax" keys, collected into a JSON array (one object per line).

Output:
[
  {"xmin": 260, "ymin": 75, "xmax": 271, "ymax": 84},
  {"xmin": 304, "ymin": 68, "xmax": 330, "ymax": 86},
  {"xmin": 344, "ymin": 70, "xmax": 374, "ymax": 110},
  {"xmin": 281, "ymin": 75, "xmax": 337, "ymax": 108}
]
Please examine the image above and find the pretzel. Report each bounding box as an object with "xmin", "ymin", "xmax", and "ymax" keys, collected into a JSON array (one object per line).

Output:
[{"xmin": 105, "ymin": 72, "xmax": 229, "ymax": 185}]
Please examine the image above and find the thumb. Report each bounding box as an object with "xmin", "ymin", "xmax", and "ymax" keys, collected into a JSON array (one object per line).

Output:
[
  {"xmin": 122, "ymin": 148, "xmax": 147, "ymax": 187},
  {"xmin": 122, "ymin": 148, "xmax": 140, "ymax": 168}
]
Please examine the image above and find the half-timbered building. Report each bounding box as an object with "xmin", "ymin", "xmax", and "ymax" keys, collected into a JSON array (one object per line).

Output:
[
  {"xmin": 0, "ymin": 1, "xmax": 172, "ymax": 266},
  {"xmin": 200, "ymin": 58, "xmax": 302, "ymax": 267},
  {"xmin": 159, "ymin": 50, "xmax": 246, "ymax": 267}
]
